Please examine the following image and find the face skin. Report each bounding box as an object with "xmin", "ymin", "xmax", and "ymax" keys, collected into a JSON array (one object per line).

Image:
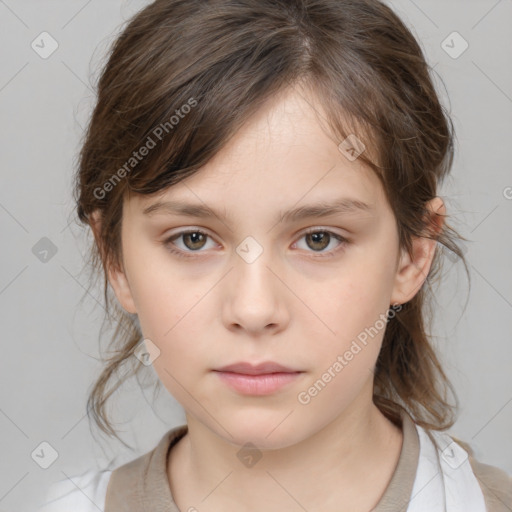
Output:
[{"xmin": 94, "ymin": 83, "xmax": 444, "ymax": 511}]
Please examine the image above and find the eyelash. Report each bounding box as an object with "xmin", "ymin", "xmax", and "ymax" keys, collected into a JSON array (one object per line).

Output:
[{"xmin": 163, "ymin": 228, "xmax": 349, "ymax": 260}]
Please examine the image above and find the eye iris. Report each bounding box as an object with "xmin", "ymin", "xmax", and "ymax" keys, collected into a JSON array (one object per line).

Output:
[
  {"xmin": 178, "ymin": 231, "xmax": 335, "ymax": 253},
  {"xmin": 306, "ymin": 232, "xmax": 330, "ymax": 251},
  {"xmin": 184, "ymin": 232, "xmax": 207, "ymax": 250}
]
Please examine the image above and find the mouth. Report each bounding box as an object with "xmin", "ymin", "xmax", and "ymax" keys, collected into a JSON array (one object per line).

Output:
[
  {"xmin": 214, "ymin": 361, "xmax": 300, "ymax": 375},
  {"xmin": 213, "ymin": 361, "xmax": 304, "ymax": 395}
]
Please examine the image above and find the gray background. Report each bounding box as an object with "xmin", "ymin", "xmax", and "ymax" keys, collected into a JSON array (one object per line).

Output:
[{"xmin": 0, "ymin": 1, "xmax": 511, "ymax": 510}]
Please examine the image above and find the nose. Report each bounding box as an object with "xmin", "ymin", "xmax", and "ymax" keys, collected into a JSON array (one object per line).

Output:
[{"xmin": 221, "ymin": 247, "xmax": 289, "ymax": 337}]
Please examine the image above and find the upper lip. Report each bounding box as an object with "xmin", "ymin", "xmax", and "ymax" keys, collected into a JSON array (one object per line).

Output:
[{"xmin": 214, "ymin": 361, "xmax": 300, "ymax": 375}]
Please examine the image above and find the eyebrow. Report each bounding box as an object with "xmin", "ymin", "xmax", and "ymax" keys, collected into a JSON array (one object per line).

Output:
[{"xmin": 142, "ymin": 197, "xmax": 373, "ymax": 223}]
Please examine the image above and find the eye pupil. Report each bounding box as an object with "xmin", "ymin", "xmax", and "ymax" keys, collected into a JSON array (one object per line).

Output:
[
  {"xmin": 168, "ymin": 229, "xmax": 343, "ymax": 258},
  {"xmin": 184, "ymin": 232, "xmax": 207, "ymax": 250},
  {"xmin": 306, "ymin": 231, "xmax": 330, "ymax": 251}
]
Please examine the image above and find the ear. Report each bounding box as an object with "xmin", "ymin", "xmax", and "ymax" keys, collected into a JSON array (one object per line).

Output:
[
  {"xmin": 390, "ymin": 197, "xmax": 445, "ymax": 306},
  {"xmin": 89, "ymin": 210, "xmax": 138, "ymax": 315}
]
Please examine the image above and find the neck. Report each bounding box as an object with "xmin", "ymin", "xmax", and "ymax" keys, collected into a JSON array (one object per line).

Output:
[{"xmin": 168, "ymin": 392, "xmax": 403, "ymax": 511}]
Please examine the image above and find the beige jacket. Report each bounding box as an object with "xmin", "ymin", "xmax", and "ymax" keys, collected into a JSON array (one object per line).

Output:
[{"xmin": 103, "ymin": 409, "xmax": 512, "ymax": 511}]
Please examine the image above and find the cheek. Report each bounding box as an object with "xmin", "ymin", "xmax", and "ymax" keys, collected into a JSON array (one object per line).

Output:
[
  {"xmin": 298, "ymin": 288, "xmax": 388, "ymax": 414},
  {"xmin": 144, "ymin": 309, "xmax": 210, "ymax": 406},
  {"xmin": 130, "ymin": 269, "xmax": 213, "ymax": 379},
  {"xmin": 320, "ymin": 265, "xmax": 395, "ymax": 346},
  {"xmin": 307, "ymin": 248, "xmax": 397, "ymax": 383},
  {"xmin": 296, "ymin": 354, "xmax": 376, "ymax": 425},
  {"xmin": 125, "ymin": 271, "xmax": 209, "ymax": 394},
  {"xmin": 136, "ymin": 285, "xmax": 209, "ymax": 357},
  {"xmin": 124, "ymin": 244, "xmax": 200, "ymax": 338}
]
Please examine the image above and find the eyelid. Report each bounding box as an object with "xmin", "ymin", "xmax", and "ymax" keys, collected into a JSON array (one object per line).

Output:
[
  {"xmin": 164, "ymin": 228, "xmax": 217, "ymax": 257},
  {"xmin": 163, "ymin": 226, "xmax": 350, "ymax": 259},
  {"xmin": 293, "ymin": 227, "xmax": 349, "ymax": 258}
]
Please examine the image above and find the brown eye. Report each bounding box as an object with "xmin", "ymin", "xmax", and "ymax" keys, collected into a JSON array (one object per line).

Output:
[
  {"xmin": 294, "ymin": 229, "xmax": 349, "ymax": 258},
  {"xmin": 181, "ymin": 231, "xmax": 208, "ymax": 251},
  {"xmin": 163, "ymin": 228, "xmax": 348, "ymax": 260},
  {"xmin": 305, "ymin": 231, "xmax": 331, "ymax": 251},
  {"xmin": 164, "ymin": 229, "xmax": 214, "ymax": 258}
]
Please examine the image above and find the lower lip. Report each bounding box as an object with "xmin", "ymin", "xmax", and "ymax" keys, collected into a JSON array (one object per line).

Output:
[{"xmin": 214, "ymin": 371, "xmax": 303, "ymax": 395}]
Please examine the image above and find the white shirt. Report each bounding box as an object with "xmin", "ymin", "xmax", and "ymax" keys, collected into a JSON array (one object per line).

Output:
[
  {"xmin": 36, "ymin": 421, "xmax": 495, "ymax": 512},
  {"xmin": 38, "ymin": 469, "xmax": 112, "ymax": 511}
]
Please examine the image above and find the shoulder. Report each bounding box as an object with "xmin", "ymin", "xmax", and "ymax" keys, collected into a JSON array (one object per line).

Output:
[
  {"xmin": 466, "ymin": 452, "xmax": 512, "ymax": 512},
  {"xmin": 426, "ymin": 428, "xmax": 512, "ymax": 512},
  {"xmin": 37, "ymin": 469, "xmax": 112, "ymax": 512}
]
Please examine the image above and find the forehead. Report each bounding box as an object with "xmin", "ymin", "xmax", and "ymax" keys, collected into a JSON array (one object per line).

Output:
[{"xmin": 127, "ymin": 85, "xmax": 387, "ymax": 220}]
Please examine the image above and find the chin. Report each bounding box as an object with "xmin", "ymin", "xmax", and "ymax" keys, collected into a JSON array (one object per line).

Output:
[{"xmin": 216, "ymin": 410, "xmax": 309, "ymax": 451}]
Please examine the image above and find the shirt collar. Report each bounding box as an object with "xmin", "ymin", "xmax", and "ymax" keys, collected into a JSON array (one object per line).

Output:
[{"xmin": 106, "ymin": 408, "xmax": 419, "ymax": 511}]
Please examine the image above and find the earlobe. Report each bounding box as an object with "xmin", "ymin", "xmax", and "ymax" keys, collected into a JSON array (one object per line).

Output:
[
  {"xmin": 390, "ymin": 197, "xmax": 445, "ymax": 305},
  {"xmin": 89, "ymin": 209, "xmax": 138, "ymax": 315},
  {"xmin": 107, "ymin": 265, "xmax": 138, "ymax": 315},
  {"xmin": 390, "ymin": 240, "xmax": 433, "ymax": 305}
]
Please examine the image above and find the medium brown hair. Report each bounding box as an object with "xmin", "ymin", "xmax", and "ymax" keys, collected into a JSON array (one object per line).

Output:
[{"xmin": 73, "ymin": 0, "xmax": 470, "ymax": 446}]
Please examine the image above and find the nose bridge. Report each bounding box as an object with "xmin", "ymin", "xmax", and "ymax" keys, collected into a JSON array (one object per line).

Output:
[
  {"xmin": 233, "ymin": 234, "xmax": 278, "ymax": 299},
  {"xmin": 223, "ymin": 234, "xmax": 286, "ymax": 332}
]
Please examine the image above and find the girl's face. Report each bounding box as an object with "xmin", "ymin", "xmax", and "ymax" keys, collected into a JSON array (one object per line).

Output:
[{"xmin": 108, "ymin": 84, "xmax": 430, "ymax": 449}]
